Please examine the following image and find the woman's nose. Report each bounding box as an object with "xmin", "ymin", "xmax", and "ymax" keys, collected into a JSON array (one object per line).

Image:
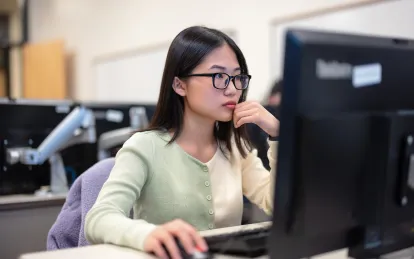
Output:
[{"xmin": 223, "ymin": 81, "xmax": 237, "ymax": 96}]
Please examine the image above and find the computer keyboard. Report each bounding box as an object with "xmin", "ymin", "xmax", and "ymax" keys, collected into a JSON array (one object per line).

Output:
[{"xmin": 203, "ymin": 223, "xmax": 271, "ymax": 257}]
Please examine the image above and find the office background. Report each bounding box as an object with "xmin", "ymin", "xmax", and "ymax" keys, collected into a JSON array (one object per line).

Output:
[
  {"xmin": 0, "ymin": 1, "xmax": 414, "ymax": 259},
  {"xmin": 1, "ymin": 0, "xmax": 412, "ymax": 103}
]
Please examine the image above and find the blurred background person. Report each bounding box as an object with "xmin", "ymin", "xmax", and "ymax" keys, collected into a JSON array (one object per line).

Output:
[{"xmin": 267, "ymin": 79, "xmax": 283, "ymax": 107}]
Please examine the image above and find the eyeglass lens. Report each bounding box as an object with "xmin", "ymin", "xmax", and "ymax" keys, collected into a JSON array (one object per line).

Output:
[{"xmin": 213, "ymin": 73, "xmax": 249, "ymax": 89}]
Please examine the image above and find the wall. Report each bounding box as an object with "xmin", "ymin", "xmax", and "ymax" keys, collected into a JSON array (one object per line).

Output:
[
  {"xmin": 0, "ymin": 0, "xmax": 18, "ymax": 13},
  {"xmin": 8, "ymin": 0, "xmax": 23, "ymax": 98},
  {"xmin": 93, "ymin": 30, "xmax": 236, "ymax": 102},
  {"xmin": 29, "ymin": 0, "xmax": 379, "ymax": 102},
  {"xmin": 269, "ymin": 0, "xmax": 414, "ymax": 82}
]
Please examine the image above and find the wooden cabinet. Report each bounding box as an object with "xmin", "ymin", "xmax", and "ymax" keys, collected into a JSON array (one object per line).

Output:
[{"xmin": 23, "ymin": 39, "xmax": 67, "ymax": 99}]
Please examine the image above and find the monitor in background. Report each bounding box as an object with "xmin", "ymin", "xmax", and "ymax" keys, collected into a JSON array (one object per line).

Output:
[
  {"xmin": 0, "ymin": 99, "xmax": 76, "ymax": 195},
  {"xmin": 269, "ymin": 29, "xmax": 414, "ymax": 259},
  {"xmin": 0, "ymin": 99, "xmax": 157, "ymax": 195},
  {"xmin": 63, "ymin": 102, "xmax": 156, "ymax": 180}
]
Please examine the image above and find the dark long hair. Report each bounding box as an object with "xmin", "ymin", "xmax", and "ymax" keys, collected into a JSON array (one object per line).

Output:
[{"xmin": 147, "ymin": 26, "xmax": 252, "ymax": 158}]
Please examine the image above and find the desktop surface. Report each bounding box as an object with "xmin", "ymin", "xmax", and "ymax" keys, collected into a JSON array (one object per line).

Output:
[{"xmin": 19, "ymin": 223, "xmax": 349, "ymax": 259}]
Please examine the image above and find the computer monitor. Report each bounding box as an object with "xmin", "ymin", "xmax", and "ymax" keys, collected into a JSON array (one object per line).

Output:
[
  {"xmin": 269, "ymin": 29, "xmax": 414, "ymax": 259},
  {"xmin": 0, "ymin": 99, "xmax": 76, "ymax": 195},
  {"xmin": 63, "ymin": 101, "xmax": 156, "ymax": 179},
  {"xmin": 0, "ymin": 99, "xmax": 156, "ymax": 195}
]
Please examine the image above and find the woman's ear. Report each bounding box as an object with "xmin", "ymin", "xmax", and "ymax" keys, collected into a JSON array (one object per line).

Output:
[{"xmin": 172, "ymin": 77, "xmax": 186, "ymax": 97}]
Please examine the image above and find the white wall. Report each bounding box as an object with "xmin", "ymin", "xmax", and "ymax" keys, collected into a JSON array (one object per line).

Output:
[
  {"xmin": 29, "ymin": 0, "xmax": 378, "ymax": 102},
  {"xmin": 269, "ymin": 0, "xmax": 414, "ymax": 83},
  {"xmin": 93, "ymin": 31, "xmax": 237, "ymax": 102}
]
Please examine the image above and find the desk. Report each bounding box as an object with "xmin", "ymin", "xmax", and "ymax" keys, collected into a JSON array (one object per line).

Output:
[
  {"xmin": 0, "ymin": 193, "xmax": 66, "ymax": 210},
  {"xmin": 19, "ymin": 222, "xmax": 349, "ymax": 259},
  {"xmin": 0, "ymin": 194, "xmax": 66, "ymax": 259}
]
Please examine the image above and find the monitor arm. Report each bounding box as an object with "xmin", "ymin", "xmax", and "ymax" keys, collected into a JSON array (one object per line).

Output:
[
  {"xmin": 6, "ymin": 106, "xmax": 96, "ymax": 165},
  {"xmin": 97, "ymin": 106, "xmax": 148, "ymax": 160}
]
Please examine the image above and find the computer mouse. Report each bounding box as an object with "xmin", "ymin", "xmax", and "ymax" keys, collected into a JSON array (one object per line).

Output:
[
  {"xmin": 161, "ymin": 238, "xmax": 213, "ymax": 259},
  {"xmin": 186, "ymin": 250, "xmax": 213, "ymax": 259},
  {"xmin": 181, "ymin": 247, "xmax": 213, "ymax": 259}
]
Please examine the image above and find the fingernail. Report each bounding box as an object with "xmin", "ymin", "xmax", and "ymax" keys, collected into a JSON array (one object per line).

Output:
[{"xmin": 197, "ymin": 245, "xmax": 207, "ymax": 251}]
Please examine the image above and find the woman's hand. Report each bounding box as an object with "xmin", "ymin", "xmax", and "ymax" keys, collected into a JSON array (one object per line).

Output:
[
  {"xmin": 233, "ymin": 101, "xmax": 280, "ymax": 137},
  {"xmin": 143, "ymin": 219, "xmax": 208, "ymax": 259}
]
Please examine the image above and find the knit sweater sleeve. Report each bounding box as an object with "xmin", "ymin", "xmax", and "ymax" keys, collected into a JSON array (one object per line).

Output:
[
  {"xmin": 84, "ymin": 133, "xmax": 157, "ymax": 251},
  {"xmin": 241, "ymin": 140, "xmax": 278, "ymax": 215}
]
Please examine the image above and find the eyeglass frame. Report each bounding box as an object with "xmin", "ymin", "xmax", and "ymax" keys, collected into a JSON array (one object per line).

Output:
[{"xmin": 179, "ymin": 72, "xmax": 252, "ymax": 90}]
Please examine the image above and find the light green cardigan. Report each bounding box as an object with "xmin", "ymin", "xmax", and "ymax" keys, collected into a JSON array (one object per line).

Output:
[{"xmin": 85, "ymin": 130, "xmax": 277, "ymax": 251}]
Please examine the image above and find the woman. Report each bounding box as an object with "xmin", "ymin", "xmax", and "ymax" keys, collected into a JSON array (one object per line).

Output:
[{"xmin": 85, "ymin": 26, "xmax": 279, "ymax": 259}]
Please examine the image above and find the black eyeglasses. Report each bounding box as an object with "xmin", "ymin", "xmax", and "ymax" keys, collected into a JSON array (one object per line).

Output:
[{"xmin": 180, "ymin": 73, "xmax": 251, "ymax": 90}]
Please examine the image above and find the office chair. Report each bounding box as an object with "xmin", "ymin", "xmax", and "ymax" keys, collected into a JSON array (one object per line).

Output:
[{"xmin": 46, "ymin": 158, "xmax": 126, "ymax": 250}]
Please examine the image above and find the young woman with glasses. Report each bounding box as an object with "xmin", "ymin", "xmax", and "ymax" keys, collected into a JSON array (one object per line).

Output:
[{"xmin": 85, "ymin": 26, "xmax": 280, "ymax": 259}]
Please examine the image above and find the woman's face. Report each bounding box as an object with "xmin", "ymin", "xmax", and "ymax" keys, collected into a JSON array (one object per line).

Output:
[{"xmin": 176, "ymin": 44, "xmax": 246, "ymax": 123}]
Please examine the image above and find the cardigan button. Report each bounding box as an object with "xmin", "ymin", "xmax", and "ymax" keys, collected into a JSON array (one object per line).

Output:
[
  {"xmin": 208, "ymin": 224, "xmax": 214, "ymax": 229},
  {"xmin": 203, "ymin": 166, "xmax": 208, "ymax": 172},
  {"xmin": 209, "ymin": 209, "xmax": 214, "ymax": 215},
  {"xmin": 204, "ymin": 181, "xmax": 210, "ymax": 187},
  {"xmin": 206, "ymin": 195, "xmax": 212, "ymax": 201}
]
